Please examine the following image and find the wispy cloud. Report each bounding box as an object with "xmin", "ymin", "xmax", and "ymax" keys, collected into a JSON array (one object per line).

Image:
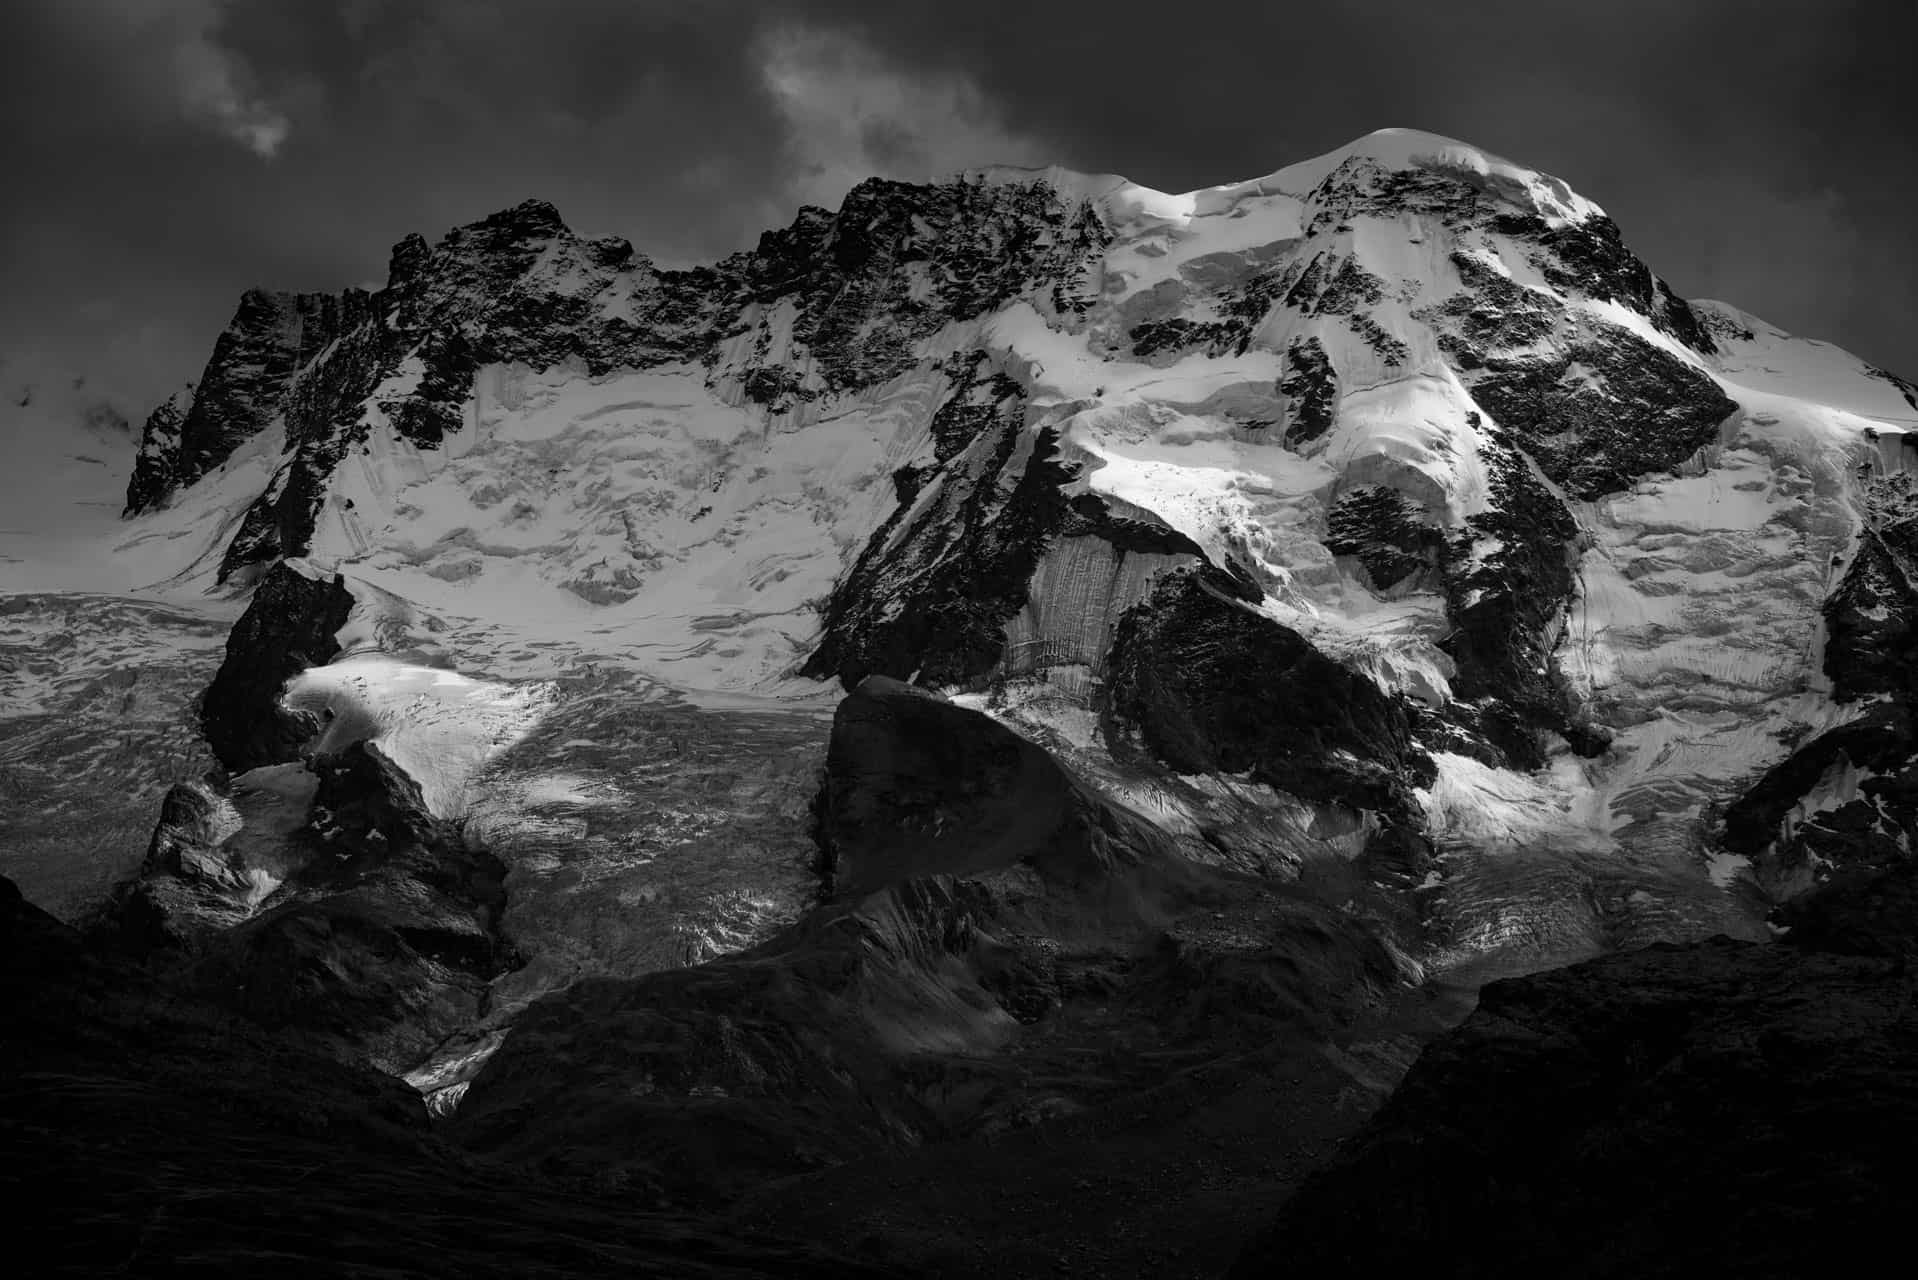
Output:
[
  {"xmin": 169, "ymin": 10, "xmax": 289, "ymax": 158},
  {"xmin": 756, "ymin": 23, "xmax": 1050, "ymax": 212},
  {"xmin": 44, "ymin": 0, "xmax": 292, "ymax": 158}
]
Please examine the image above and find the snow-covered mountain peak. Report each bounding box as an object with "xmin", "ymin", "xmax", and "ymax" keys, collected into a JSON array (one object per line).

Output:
[
  {"xmin": 80, "ymin": 132, "xmax": 1913, "ymax": 812},
  {"xmin": 1267, "ymin": 127, "xmax": 1605, "ymax": 223},
  {"xmin": 963, "ymin": 129, "xmax": 1602, "ymax": 241},
  {"xmin": 13, "ymin": 126, "xmax": 1918, "ymax": 1078},
  {"xmin": 99, "ymin": 128, "xmax": 1886, "ymax": 712}
]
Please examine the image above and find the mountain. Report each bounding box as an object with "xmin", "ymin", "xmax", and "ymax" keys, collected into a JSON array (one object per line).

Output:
[{"xmin": 6, "ymin": 127, "xmax": 1917, "ymax": 1276}]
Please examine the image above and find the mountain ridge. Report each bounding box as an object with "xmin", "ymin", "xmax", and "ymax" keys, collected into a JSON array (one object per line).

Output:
[
  {"xmin": 6, "ymin": 125, "xmax": 1918, "ymax": 1277},
  {"xmin": 39, "ymin": 124, "xmax": 1918, "ymax": 976}
]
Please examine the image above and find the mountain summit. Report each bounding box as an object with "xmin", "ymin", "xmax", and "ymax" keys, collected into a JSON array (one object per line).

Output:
[
  {"xmin": 7, "ymin": 128, "xmax": 1918, "ymax": 1275},
  {"xmin": 101, "ymin": 127, "xmax": 1918, "ymax": 906}
]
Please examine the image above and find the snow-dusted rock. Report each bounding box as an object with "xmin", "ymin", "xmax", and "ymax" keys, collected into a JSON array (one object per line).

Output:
[{"xmin": 199, "ymin": 558, "xmax": 355, "ymax": 772}]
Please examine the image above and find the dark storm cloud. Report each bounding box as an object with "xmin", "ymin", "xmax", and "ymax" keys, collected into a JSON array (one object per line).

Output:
[{"xmin": 3, "ymin": 0, "xmax": 1913, "ymax": 413}]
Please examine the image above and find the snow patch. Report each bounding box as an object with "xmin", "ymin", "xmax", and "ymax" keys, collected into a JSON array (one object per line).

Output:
[{"xmin": 285, "ymin": 655, "xmax": 558, "ymax": 818}]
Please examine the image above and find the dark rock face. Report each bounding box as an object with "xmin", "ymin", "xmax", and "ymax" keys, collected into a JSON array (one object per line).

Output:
[
  {"xmin": 800, "ymin": 367, "xmax": 1067, "ymax": 688},
  {"xmin": 108, "ymin": 780, "xmax": 251, "ymax": 951},
  {"xmin": 817, "ymin": 676, "xmax": 1177, "ymax": 898},
  {"xmin": 1721, "ymin": 705, "xmax": 1916, "ymax": 875},
  {"xmin": 803, "ymin": 346, "xmax": 1266, "ymax": 692},
  {"xmin": 739, "ymin": 363, "xmax": 816, "ymax": 413},
  {"xmin": 1324, "ymin": 485, "xmax": 1444, "ymax": 589},
  {"xmin": 124, "ymin": 289, "xmax": 369, "ymax": 514},
  {"xmin": 450, "ymin": 683, "xmax": 1407, "ymax": 1210},
  {"xmin": 1467, "ymin": 324, "xmax": 1737, "ymax": 500},
  {"xmin": 309, "ymin": 738, "xmax": 445, "ymax": 854},
  {"xmin": 1128, "ymin": 250, "xmax": 1401, "ymax": 365},
  {"xmin": 1421, "ymin": 250, "xmax": 1563, "ymax": 364},
  {"xmin": 1721, "ymin": 475, "xmax": 1918, "ymax": 889},
  {"xmin": 0, "ymin": 874, "xmax": 883, "ymax": 1279},
  {"xmin": 1304, "ymin": 158, "xmax": 1514, "ymax": 235},
  {"xmin": 198, "ymin": 561, "xmax": 355, "ymax": 773},
  {"xmin": 928, "ymin": 348, "xmax": 1029, "ymax": 462},
  {"xmin": 1227, "ymin": 862, "xmax": 1918, "ymax": 1279},
  {"xmin": 456, "ymin": 878, "xmax": 1034, "ymax": 1205},
  {"xmin": 192, "ymin": 884, "xmax": 509, "ymax": 1076},
  {"xmin": 1281, "ymin": 252, "xmax": 1388, "ymax": 318},
  {"xmin": 764, "ymin": 176, "xmax": 1111, "ymax": 392},
  {"xmin": 1771, "ymin": 856, "xmax": 1918, "ymax": 958},
  {"xmin": 1276, "ymin": 335, "xmax": 1337, "ymax": 446},
  {"xmin": 1126, "ymin": 264, "xmax": 1290, "ymax": 360},
  {"xmin": 123, "ymin": 389, "xmax": 190, "ymax": 514},
  {"xmin": 1301, "ymin": 157, "xmax": 1709, "ymax": 352},
  {"xmin": 218, "ymin": 746, "xmax": 509, "ymax": 1072},
  {"xmin": 1102, "ymin": 570, "xmax": 1434, "ymax": 818},
  {"xmin": 1822, "ymin": 493, "xmax": 1918, "ymax": 704},
  {"xmin": 1438, "ymin": 429, "xmax": 1585, "ymax": 767},
  {"xmin": 1278, "ymin": 255, "xmax": 1409, "ymax": 365},
  {"xmin": 1494, "ymin": 209, "xmax": 1717, "ymax": 355}
]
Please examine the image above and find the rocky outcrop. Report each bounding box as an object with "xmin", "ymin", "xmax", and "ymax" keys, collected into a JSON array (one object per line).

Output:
[
  {"xmin": 0, "ymin": 873, "xmax": 884, "ymax": 1279},
  {"xmin": 816, "ymin": 676, "xmax": 1179, "ymax": 898},
  {"xmin": 124, "ymin": 289, "xmax": 369, "ymax": 514},
  {"xmin": 1421, "ymin": 249, "xmax": 1562, "ymax": 362},
  {"xmin": 106, "ymin": 733, "xmax": 518, "ymax": 1075},
  {"xmin": 747, "ymin": 176, "xmax": 1110, "ymax": 392},
  {"xmin": 123, "ymin": 388, "xmax": 190, "ymax": 514},
  {"xmin": 1721, "ymin": 705, "xmax": 1916, "ymax": 883},
  {"xmin": 1822, "ymin": 510, "xmax": 1918, "ymax": 704},
  {"xmin": 1467, "ymin": 324, "xmax": 1738, "ymax": 500},
  {"xmin": 801, "ymin": 356, "xmax": 1061, "ymax": 688},
  {"xmin": 211, "ymin": 203, "xmax": 691, "ymax": 581},
  {"xmin": 1127, "ymin": 263, "xmax": 1291, "ymax": 359},
  {"xmin": 1275, "ymin": 335, "xmax": 1338, "ymax": 446},
  {"xmin": 1324, "ymin": 484, "xmax": 1445, "ymax": 589},
  {"xmin": 1226, "ymin": 861, "xmax": 1918, "ymax": 1278},
  {"xmin": 107, "ymin": 779, "xmax": 254, "ymax": 951},
  {"xmin": 198, "ymin": 560, "xmax": 355, "ymax": 772},
  {"xmin": 802, "ymin": 351, "xmax": 1261, "ymax": 692},
  {"xmin": 1721, "ymin": 473, "xmax": 1918, "ymax": 890},
  {"xmin": 308, "ymin": 738, "xmax": 446, "ymax": 855},
  {"xmin": 184, "ymin": 740, "xmax": 519, "ymax": 1072},
  {"xmin": 1103, "ymin": 570, "xmax": 1435, "ymax": 819},
  {"xmin": 1437, "ymin": 428, "xmax": 1588, "ymax": 767}
]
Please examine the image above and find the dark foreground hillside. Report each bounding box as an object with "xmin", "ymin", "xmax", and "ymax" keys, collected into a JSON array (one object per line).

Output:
[
  {"xmin": 0, "ymin": 872, "xmax": 886, "ymax": 1279},
  {"xmin": 15, "ymin": 671, "xmax": 1918, "ymax": 1278},
  {"xmin": 1230, "ymin": 860, "xmax": 1918, "ymax": 1278}
]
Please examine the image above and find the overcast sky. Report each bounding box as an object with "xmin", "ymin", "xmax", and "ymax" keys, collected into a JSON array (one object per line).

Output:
[{"xmin": 4, "ymin": 0, "xmax": 1914, "ymax": 410}]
